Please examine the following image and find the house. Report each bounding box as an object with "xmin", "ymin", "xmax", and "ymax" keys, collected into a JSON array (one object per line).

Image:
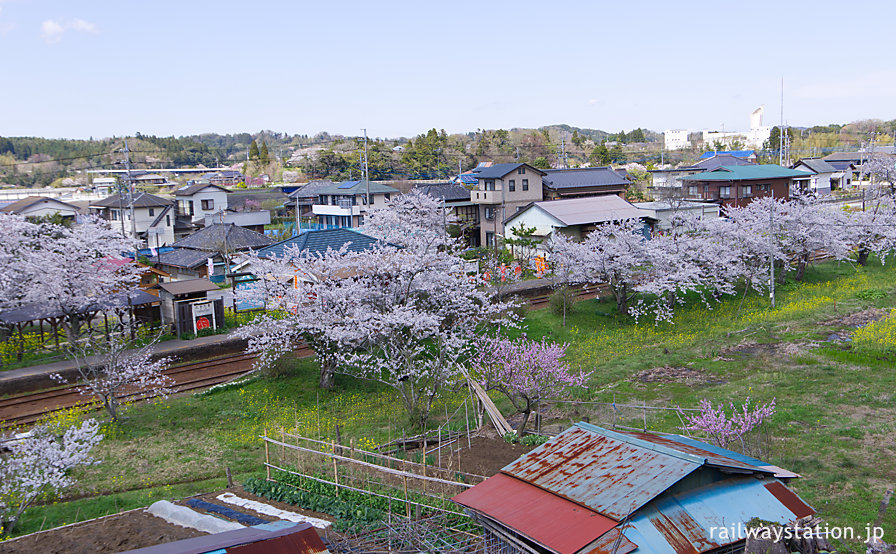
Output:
[
  {"xmin": 633, "ymin": 200, "xmax": 720, "ymax": 230},
  {"xmin": 173, "ymin": 182, "xmax": 231, "ymax": 224},
  {"xmin": 791, "ymin": 158, "xmax": 840, "ymax": 195},
  {"xmin": 541, "ymin": 167, "xmax": 630, "ymax": 200},
  {"xmin": 201, "ymin": 170, "xmax": 245, "ymax": 187},
  {"xmin": 0, "ymin": 196, "xmax": 81, "ymax": 220},
  {"xmin": 470, "ymin": 163, "xmax": 547, "ymax": 247},
  {"xmin": 453, "ymin": 422, "xmax": 812, "ymax": 554},
  {"xmin": 90, "ymin": 192, "xmax": 176, "ymax": 247},
  {"xmin": 151, "ymin": 223, "xmax": 274, "ymax": 281},
  {"xmin": 679, "ymin": 165, "xmax": 803, "ymax": 208},
  {"xmin": 650, "ymin": 154, "xmax": 754, "ymax": 194},
  {"xmin": 90, "ymin": 177, "xmax": 117, "ymax": 196},
  {"xmin": 284, "ymin": 180, "xmax": 337, "ymax": 229},
  {"xmin": 414, "ymin": 182, "xmax": 480, "ymax": 246},
  {"xmin": 146, "ymin": 247, "xmax": 221, "ymax": 281},
  {"xmin": 311, "ymin": 180, "xmax": 400, "ymax": 229},
  {"xmin": 199, "ymin": 209, "xmax": 271, "ymax": 234},
  {"xmin": 503, "ymin": 195, "xmax": 652, "ymax": 249}
]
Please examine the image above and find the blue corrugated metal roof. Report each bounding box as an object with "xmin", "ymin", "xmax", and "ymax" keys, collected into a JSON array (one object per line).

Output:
[
  {"xmin": 256, "ymin": 228, "xmax": 383, "ymax": 259},
  {"xmin": 698, "ymin": 150, "xmax": 756, "ymax": 159},
  {"xmin": 622, "ymin": 476, "xmax": 813, "ymax": 553}
]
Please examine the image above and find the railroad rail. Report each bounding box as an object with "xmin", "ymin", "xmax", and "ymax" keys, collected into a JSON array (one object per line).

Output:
[{"xmin": 0, "ymin": 346, "xmax": 314, "ymax": 430}]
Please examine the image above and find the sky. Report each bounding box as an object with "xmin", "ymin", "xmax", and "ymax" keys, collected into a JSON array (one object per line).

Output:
[{"xmin": 1, "ymin": 0, "xmax": 895, "ymax": 140}]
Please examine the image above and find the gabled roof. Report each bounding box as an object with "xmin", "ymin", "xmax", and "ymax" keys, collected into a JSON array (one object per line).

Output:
[
  {"xmin": 287, "ymin": 180, "xmax": 337, "ymax": 199},
  {"xmin": 541, "ymin": 167, "xmax": 630, "ymax": 189},
  {"xmin": 316, "ymin": 180, "xmax": 400, "ymax": 195},
  {"xmin": 414, "ymin": 182, "xmax": 472, "ymax": 202},
  {"xmin": 256, "ymin": 228, "xmax": 384, "ymax": 259},
  {"xmin": 470, "ymin": 162, "xmax": 546, "ymax": 179},
  {"xmin": 692, "ymin": 153, "xmax": 755, "ymax": 170},
  {"xmin": 827, "ymin": 160, "xmax": 855, "ymax": 171},
  {"xmin": 90, "ymin": 192, "xmax": 173, "ymax": 208},
  {"xmin": 680, "ymin": 164, "xmax": 805, "ymax": 182},
  {"xmin": 509, "ymin": 195, "xmax": 648, "ymax": 227},
  {"xmin": 148, "ymin": 247, "xmax": 213, "ymax": 269},
  {"xmin": 172, "ymin": 223, "xmax": 274, "ymax": 252},
  {"xmin": 0, "ymin": 196, "xmax": 80, "ymax": 214},
  {"xmin": 698, "ymin": 149, "xmax": 756, "ymax": 160},
  {"xmin": 793, "ymin": 158, "xmax": 838, "ymax": 175},
  {"xmin": 173, "ymin": 183, "xmax": 231, "ymax": 196},
  {"xmin": 823, "ymin": 151, "xmax": 864, "ymax": 162},
  {"xmin": 154, "ymin": 278, "xmax": 219, "ymax": 296}
]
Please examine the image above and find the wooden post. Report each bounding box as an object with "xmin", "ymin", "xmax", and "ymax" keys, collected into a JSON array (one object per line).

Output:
[
  {"xmin": 264, "ymin": 428, "xmax": 270, "ymax": 480},
  {"xmin": 331, "ymin": 440, "xmax": 339, "ymax": 497},
  {"xmin": 403, "ymin": 476, "xmax": 410, "ymax": 518},
  {"xmin": 422, "ymin": 435, "xmax": 427, "ymax": 494},
  {"xmin": 437, "ymin": 425, "xmax": 442, "ymax": 468},
  {"xmin": 464, "ymin": 399, "xmax": 471, "ymax": 449},
  {"xmin": 280, "ymin": 427, "xmax": 286, "ymax": 465}
]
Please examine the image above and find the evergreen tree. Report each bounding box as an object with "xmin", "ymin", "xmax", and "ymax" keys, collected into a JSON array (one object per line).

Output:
[
  {"xmin": 249, "ymin": 140, "xmax": 260, "ymax": 160},
  {"xmin": 590, "ymin": 143, "xmax": 611, "ymax": 165},
  {"xmin": 259, "ymin": 141, "xmax": 270, "ymax": 165}
]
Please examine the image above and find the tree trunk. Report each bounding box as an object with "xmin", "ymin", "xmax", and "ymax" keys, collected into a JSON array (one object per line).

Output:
[
  {"xmin": 318, "ymin": 356, "xmax": 335, "ymax": 389},
  {"xmin": 858, "ymin": 247, "xmax": 871, "ymax": 266},
  {"xmin": 794, "ymin": 252, "xmax": 810, "ymax": 282},
  {"xmin": 615, "ymin": 283, "xmax": 629, "ymax": 316},
  {"xmin": 518, "ymin": 409, "xmax": 531, "ymax": 437}
]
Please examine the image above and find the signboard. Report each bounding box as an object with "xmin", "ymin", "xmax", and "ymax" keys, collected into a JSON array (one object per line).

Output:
[{"xmin": 191, "ymin": 300, "xmax": 216, "ymax": 334}]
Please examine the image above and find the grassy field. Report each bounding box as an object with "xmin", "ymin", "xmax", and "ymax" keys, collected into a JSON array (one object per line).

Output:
[{"xmin": 7, "ymin": 258, "xmax": 896, "ymax": 550}]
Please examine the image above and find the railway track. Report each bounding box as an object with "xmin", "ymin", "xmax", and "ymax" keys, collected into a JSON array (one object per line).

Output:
[
  {"xmin": 527, "ymin": 284, "xmax": 607, "ymax": 308},
  {"xmin": 0, "ymin": 346, "xmax": 314, "ymax": 430}
]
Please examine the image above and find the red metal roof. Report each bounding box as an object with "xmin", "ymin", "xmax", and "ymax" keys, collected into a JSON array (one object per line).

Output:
[
  {"xmin": 578, "ymin": 528, "xmax": 638, "ymax": 554},
  {"xmin": 501, "ymin": 425, "xmax": 702, "ymax": 520},
  {"xmin": 453, "ymin": 473, "xmax": 619, "ymax": 554}
]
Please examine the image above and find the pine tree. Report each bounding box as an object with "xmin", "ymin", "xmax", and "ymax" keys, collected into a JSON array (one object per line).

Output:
[
  {"xmin": 248, "ymin": 140, "xmax": 260, "ymax": 160},
  {"xmin": 259, "ymin": 141, "xmax": 270, "ymax": 165}
]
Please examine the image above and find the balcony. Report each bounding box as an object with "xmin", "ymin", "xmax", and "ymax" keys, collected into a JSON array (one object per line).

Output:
[
  {"xmin": 312, "ymin": 204, "xmax": 360, "ymax": 217},
  {"xmin": 471, "ymin": 189, "xmax": 502, "ymax": 204}
]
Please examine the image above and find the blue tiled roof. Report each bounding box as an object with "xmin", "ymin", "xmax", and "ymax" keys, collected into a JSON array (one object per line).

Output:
[
  {"xmin": 256, "ymin": 228, "xmax": 384, "ymax": 259},
  {"xmin": 698, "ymin": 150, "xmax": 756, "ymax": 160}
]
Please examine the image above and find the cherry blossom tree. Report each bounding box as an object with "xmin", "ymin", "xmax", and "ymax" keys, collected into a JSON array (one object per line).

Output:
[
  {"xmin": 1, "ymin": 215, "xmax": 141, "ymax": 341},
  {"xmin": 544, "ymin": 232, "xmax": 587, "ymax": 326},
  {"xmin": 55, "ymin": 332, "xmax": 173, "ymax": 421},
  {"xmin": 0, "ymin": 214, "xmax": 43, "ymax": 315},
  {"xmin": 473, "ymin": 335, "xmax": 589, "ymax": 435},
  {"xmin": 863, "ymin": 155, "xmax": 896, "ymax": 191},
  {"xmin": 239, "ymin": 243, "xmax": 514, "ymax": 428},
  {"xmin": 578, "ymin": 218, "xmax": 648, "ymax": 316},
  {"xmin": 0, "ymin": 419, "xmax": 103, "ymax": 536},
  {"xmin": 680, "ymin": 397, "xmax": 775, "ymax": 457},
  {"xmin": 361, "ymin": 189, "xmax": 456, "ymax": 254},
  {"xmin": 846, "ymin": 197, "xmax": 896, "ymax": 266}
]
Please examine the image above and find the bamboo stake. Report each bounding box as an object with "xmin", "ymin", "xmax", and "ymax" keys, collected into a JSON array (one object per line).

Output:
[
  {"xmin": 264, "ymin": 428, "xmax": 270, "ymax": 480},
  {"xmin": 331, "ymin": 439, "xmax": 339, "ymax": 497},
  {"xmin": 403, "ymin": 476, "xmax": 410, "ymax": 518}
]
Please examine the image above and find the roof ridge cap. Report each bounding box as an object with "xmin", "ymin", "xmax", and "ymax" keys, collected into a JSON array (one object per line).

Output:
[{"xmin": 574, "ymin": 422, "xmax": 706, "ymax": 466}]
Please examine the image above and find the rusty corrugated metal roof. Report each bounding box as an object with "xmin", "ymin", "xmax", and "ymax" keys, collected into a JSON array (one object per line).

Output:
[
  {"xmin": 452, "ymin": 473, "xmax": 619, "ymax": 554},
  {"xmin": 501, "ymin": 425, "xmax": 704, "ymax": 519},
  {"xmin": 621, "ymin": 476, "xmax": 815, "ymax": 554},
  {"xmin": 577, "ymin": 528, "xmax": 638, "ymax": 554}
]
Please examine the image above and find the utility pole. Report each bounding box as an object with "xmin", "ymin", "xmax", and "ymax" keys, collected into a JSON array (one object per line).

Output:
[
  {"xmin": 779, "ymin": 77, "xmax": 784, "ymax": 167},
  {"xmin": 123, "ymin": 140, "xmax": 136, "ymax": 241},
  {"xmin": 362, "ymin": 129, "xmax": 370, "ymax": 208},
  {"xmin": 768, "ymin": 200, "xmax": 776, "ymax": 309},
  {"xmin": 560, "ymin": 139, "xmax": 568, "ymax": 169}
]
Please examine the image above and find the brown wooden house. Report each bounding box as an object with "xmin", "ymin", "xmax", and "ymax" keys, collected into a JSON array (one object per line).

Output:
[{"xmin": 680, "ymin": 164, "xmax": 804, "ymax": 209}]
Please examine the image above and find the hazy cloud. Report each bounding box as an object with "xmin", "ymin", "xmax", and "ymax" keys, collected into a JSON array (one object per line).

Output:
[
  {"xmin": 0, "ymin": 7, "xmax": 15, "ymax": 36},
  {"xmin": 41, "ymin": 17, "xmax": 97, "ymax": 43}
]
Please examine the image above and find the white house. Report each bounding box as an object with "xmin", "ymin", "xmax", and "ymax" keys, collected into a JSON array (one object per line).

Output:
[
  {"xmin": 0, "ymin": 196, "xmax": 81, "ymax": 220},
  {"xmin": 90, "ymin": 192, "xmax": 176, "ymax": 247},
  {"xmin": 633, "ymin": 200, "xmax": 720, "ymax": 230},
  {"xmin": 312, "ymin": 180, "xmax": 400, "ymax": 228},
  {"xmin": 791, "ymin": 158, "xmax": 838, "ymax": 195},
  {"xmin": 173, "ymin": 182, "xmax": 231, "ymax": 224}
]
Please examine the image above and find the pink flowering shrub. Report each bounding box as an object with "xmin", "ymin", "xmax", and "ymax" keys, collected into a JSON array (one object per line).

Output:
[{"xmin": 681, "ymin": 397, "xmax": 776, "ymax": 458}]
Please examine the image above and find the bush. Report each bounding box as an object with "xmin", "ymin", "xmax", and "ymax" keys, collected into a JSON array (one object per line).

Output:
[
  {"xmin": 503, "ymin": 432, "xmax": 550, "ymax": 446},
  {"xmin": 856, "ymin": 289, "xmax": 888, "ymax": 301},
  {"xmin": 548, "ymin": 287, "xmax": 577, "ymax": 317}
]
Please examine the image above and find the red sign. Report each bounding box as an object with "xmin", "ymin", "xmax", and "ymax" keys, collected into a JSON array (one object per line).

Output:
[{"xmin": 195, "ymin": 316, "xmax": 211, "ymax": 331}]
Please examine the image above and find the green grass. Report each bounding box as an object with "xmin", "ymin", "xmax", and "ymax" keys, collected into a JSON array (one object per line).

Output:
[{"xmin": 9, "ymin": 257, "xmax": 896, "ymax": 550}]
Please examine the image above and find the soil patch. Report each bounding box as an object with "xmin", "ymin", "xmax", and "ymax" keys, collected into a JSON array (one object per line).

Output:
[
  {"xmin": 632, "ymin": 366, "xmax": 710, "ymax": 384},
  {"xmin": 820, "ymin": 308, "xmax": 889, "ymax": 329},
  {"xmin": 411, "ymin": 433, "xmax": 533, "ymax": 477},
  {"xmin": 721, "ymin": 340, "xmax": 805, "ymax": 358},
  {"xmin": 0, "ymin": 510, "xmax": 204, "ymax": 554}
]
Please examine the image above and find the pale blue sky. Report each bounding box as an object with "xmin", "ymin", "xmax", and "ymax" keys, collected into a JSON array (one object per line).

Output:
[{"xmin": 1, "ymin": 0, "xmax": 894, "ymax": 140}]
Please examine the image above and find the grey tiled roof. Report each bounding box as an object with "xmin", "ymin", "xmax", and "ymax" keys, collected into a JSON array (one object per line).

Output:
[
  {"xmin": 794, "ymin": 158, "xmax": 838, "ymax": 174},
  {"xmin": 173, "ymin": 183, "xmax": 230, "ymax": 196},
  {"xmin": 148, "ymin": 248, "xmax": 213, "ymax": 269},
  {"xmin": 172, "ymin": 223, "xmax": 274, "ymax": 252},
  {"xmin": 692, "ymin": 154, "xmax": 754, "ymax": 170},
  {"xmin": 316, "ymin": 181, "xmax": 400, "ymax": 195},
  {"xmin": 470, "ymin": 163, "xmax": 545, "ymax": 179},
  {"xmin": 414, "ymin": 182, "xmax": 472, "ymax": 202},
  {"xmin": 541, "ymin": 167, "xmax": 630, "ymax": 189},
  {"xmin": 91, "ymin": 192, "xmax": 173, "ymax": 208}
]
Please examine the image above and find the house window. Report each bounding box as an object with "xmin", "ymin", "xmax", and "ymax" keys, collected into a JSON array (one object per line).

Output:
[
  {"xmin": 518, "ymin": 167, "xmax": 525, "ymax": 175},
  {"xmin": 384, "ymin": 193, "xmax": 391, "ymax": 201},
  {"xmin": 485, "ymin": 180, "xmax": 495, "ymax": 191},
  {"xmin": 201, "ymin": 199, "xmax": 214, "ymax": 210},
  {"xmin": 484, "ymin": 207, "xmax": 496, "ymax": 220},
  {"xmin": 522, "ymin": 179, "xmax": 529, "ymax": 191},
  {"xmin": 485, "ymin": 231, "xmax": 495, "ymax": 247},
  {"xmin": 508, "ymin": 179, "xmax": 516, "ymax": 192},
  {"xmin": 688, "ymin": 186, "xmax": 698, "ymax": 197},
  {"xmin": 742, "ymin": 185, "xmax": 752, "ymax": 197},
  {"xmin": 166, "ymin": 215, "xmax": 171, "ymax": 227},
  {"xmin": 719, "ymin": 186, "xmax": 731, "ymax": 199},
  {"xmin": 188, "ymin": 200, "xmax": 194, "ymax": 216},
  {"xmin": 148, "ymin": 208, "xmax": 155, "ymax": 217},
  {"xmin": 111, "ymin": 210, "xmax": 119, "ymax": 221}
]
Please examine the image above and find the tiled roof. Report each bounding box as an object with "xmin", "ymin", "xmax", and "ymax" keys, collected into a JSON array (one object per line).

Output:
[
  {"xmin": 0, "ymin": 196, "xmax": 79, "ymax": 214},
  {"xmin": 414, "ymin": 182, "xmax": 472, "ymax": 202},
  {"xmin": 541, "ymin": 167, "xmax": 630, "ymax": 189},
  {"xmin": 173, "ymin": 183, "xmax": 230, "ymax": 196},
  {"xmin": 287, "ymin": 180, "xmax": 337, "ymax": 199},
  {"xmin": 681, "ymin": 164, "xmax": 805, "ymax": 182},
  {"xmin": 257, "ymin": 228, "xmax": 383, "ymax": 259},
  {"xmin": 794, "ymin": 158, "xmax": 838, "ymax": 174},
  {"xmin": 511, "ymin": 195, "xmax": 648, "ymax": 227},
  {"xmin": 470, "ymin": 163, "xmax": 546, "ymax": 179},
  {"xmin": 148, "ymin": 247, "xmax": 213, "ymax": 269},
  {"xmin": 316, "ymin": 181, "xmax": 400, "ymax": 195},
  {"xmin": 692, "ymin": 154, "xmax": 755, "ymax": 170},
  {"xmin": 172, "ymin": 223, "xmax": 274, "ymax": 252},
  {"xmin": 90, "ymin": 192, "xmax": 174, "ymax": 208}
]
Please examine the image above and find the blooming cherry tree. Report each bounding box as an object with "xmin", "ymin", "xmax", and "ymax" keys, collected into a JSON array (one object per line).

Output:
[
  {"xmin": 0, "ymin": 419, "xmax": 103, "ymax": 536},
  {"xmin": 56, "ymin": 332, "xmax": 173, "ymax": 421},
  {"xmin": 578, "ymin": 218, "xmax": 648, "ymax": 316},
  {"xmin": 680, "ymin": 397, "xmax": 776, "ymax": 457},
  {"xmin": 473, "ymin": 335, "xmax": 589, "ymax": 435}
]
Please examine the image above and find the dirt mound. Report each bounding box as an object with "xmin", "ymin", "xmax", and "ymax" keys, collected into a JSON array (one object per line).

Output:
[
  {"xmin": 633, "ymin": 366, "xmax": 708, "ymax": 384},
  {"xmin": 820, "ymin": 308, "xmax": 889, "ymax": 328},
  {"xmin": 0, "ymin": 510, "xmax": 204, "ymax": 554},
  {"xmin": 721, "ymin": 341, "xmax": 804, "ymax": 358}
]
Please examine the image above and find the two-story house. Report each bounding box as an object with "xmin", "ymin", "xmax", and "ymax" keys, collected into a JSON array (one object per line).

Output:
[
  {"xmin": 173, "ymin": 182, "xmax": 231, "ymax": 224},
  {"xmin": 312, "ymin": 180, "xmax": 400, "ymax": 229},
  {"xmin": 89, "ymin": 192, "xmax": 176, "ymax": 247},
  {"xmin": 680, "ymin": 165, "xmax": 804, "ymax": 209},
  {"xmin": 469, "ymin": 163, "xmax": 546, "ymax": 247}
]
